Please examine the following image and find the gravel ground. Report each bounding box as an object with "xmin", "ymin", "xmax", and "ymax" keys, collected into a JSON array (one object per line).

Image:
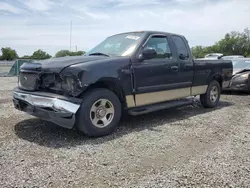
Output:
[{"xmin": 0, "ymin": 77, "xmax": 250, "ymax": 188}]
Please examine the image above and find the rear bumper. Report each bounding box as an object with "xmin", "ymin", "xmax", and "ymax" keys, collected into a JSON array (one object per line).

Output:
[{"xmin": 12, "ymin": 87, "xmax": 82, "ymax": 129}]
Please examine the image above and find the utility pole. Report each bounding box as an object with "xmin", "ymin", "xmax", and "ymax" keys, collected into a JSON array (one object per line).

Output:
[
  {"xmin": 75, "ymin": 45, "xmax": 77, "ymax": 52},
  {"xmin": 70, "ymin": 20, "xmax": 72, "ymax": 51}
]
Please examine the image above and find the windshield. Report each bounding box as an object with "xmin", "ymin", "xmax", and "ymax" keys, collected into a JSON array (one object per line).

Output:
[
  {"xmin": 86, "ymin": 32, "xmax": 146, "ymax": 56},
  {"xmin": 232, "ymin": 60, "xmax": 250, "ymax": 69}
]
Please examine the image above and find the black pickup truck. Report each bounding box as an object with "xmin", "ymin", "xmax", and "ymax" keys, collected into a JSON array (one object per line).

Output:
[{"xmin": 13, "ymin": 31, "xmax": 233, "ymax": 137}]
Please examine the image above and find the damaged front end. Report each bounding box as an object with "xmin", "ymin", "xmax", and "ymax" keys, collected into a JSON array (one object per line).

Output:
[
  {"xmin": 13, "ymin": 88, "xmax": 82, "ymax": 128},
  {"xmin": 18, "ymin": 63, "xmax": 84, "ymax": 96},
  {"xmin": 13, "ymin": 62, "xmax": 85, "ymax": 128}
]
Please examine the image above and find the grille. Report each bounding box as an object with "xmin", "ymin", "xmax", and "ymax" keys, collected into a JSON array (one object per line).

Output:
[{"xmin": 19, "ymin": 72, "xmax": 39, "ymax": 91}]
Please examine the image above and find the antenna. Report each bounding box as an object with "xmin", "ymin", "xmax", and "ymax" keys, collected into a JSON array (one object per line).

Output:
[{"xmin": 70, "ymin": 20, "xmax": 72, "ymax": 51}]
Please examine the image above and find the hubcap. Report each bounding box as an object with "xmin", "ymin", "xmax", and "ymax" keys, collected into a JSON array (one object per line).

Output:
[
  {"xmin": 90, "ymin": 99, "xmax": 115, "ymax": 128},
  {"xmin": 210, "ymin": 86, "xmax": 218, "ymax": 103}
]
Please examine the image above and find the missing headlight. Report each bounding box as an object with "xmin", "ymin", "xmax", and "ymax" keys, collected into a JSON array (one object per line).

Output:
[
  {"xmin": 42, "ymin": 74, "xmax": 56, "ymax": 88},
  {"xmin": 62, "ymin": 76, "xmax": 76, "ymax": 92}
]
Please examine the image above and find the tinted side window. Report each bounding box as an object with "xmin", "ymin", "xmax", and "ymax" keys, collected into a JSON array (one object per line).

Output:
[
  {"xmin": 144, "ymin": 36, "xmax": 172, "ymax": 59},
  {"xmin": 172, "ymin": 36, "xmax": 189, "ymax": 59}
]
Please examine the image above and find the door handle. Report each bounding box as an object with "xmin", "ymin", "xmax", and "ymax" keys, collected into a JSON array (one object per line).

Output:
[{"xmin": 171, "ymin": 66, "xmax": 179, "ymax": 71}]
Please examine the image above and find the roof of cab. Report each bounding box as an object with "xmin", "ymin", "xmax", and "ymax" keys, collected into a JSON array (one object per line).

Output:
[{"xmin": 110, "ymin": 30, "xmax": 184, "ymax": 38}]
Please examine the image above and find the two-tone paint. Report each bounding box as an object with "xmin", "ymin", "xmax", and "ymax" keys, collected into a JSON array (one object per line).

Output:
[{"xmin": 13, "ymin": 31, "xmax": 233, "ymax": 129}]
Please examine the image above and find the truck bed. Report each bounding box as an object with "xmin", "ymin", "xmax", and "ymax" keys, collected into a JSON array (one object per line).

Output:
[{"xmin": 193, "ymin": 59, "xmax": 233, "ymax": 89}]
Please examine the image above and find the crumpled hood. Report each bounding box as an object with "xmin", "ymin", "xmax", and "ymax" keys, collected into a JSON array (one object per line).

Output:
[
  {"xmin": 21, "ymin": 55, "xmax": 108, "ymax": 73},
  {"xmin": 233, "ymin": 68, "xmax": 250, "ymax": 76},
  {"xmin": 40, "ymin": 56, "xmax": 108, "ymax": 73}
]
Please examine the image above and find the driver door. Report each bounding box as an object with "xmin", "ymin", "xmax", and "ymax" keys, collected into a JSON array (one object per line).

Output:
[{"xmin": 132, "ymin": 35, "xmax": 189, "ymax": 106}]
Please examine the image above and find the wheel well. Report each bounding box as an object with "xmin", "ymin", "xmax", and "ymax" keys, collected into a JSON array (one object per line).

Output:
[
  {"xmin": 212, "ymin": 74, "xmax": 223, "ymax": 88},
  {"xmin": 84, "ymin": 81, "xmax": 126, "ymax": 106}
]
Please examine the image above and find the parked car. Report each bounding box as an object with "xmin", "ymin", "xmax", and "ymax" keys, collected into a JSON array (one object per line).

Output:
[
  {"xmin": 204, "ymin": 53, "xmax": 224, "ymax": 59},
  {"xmin": 223, "ymin": 58, "xmax": 250, "ymax": 92},
  {"xmin": 221, "ymin": 55, "xmax": 244, "ymax": 60},
  {"xmin": 12, "ymin": 31, "xmax": 233, "ymax": 137},
  {"xmin": 199, "ymin": 55, "xmax": 244, "ymax": 61}
]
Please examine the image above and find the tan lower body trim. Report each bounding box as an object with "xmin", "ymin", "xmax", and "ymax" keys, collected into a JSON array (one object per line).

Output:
[
  {"xmin": 126, "ymin": 85, "xmax": 208, "ymax": 108},
  {"xmin": 191, "ymin": 85, "xmax": 208, "ymax": 95},
  {"xmin": 135, "ymin": 87, "xmax": 191, "ymax": 106},
  {"xmin": 125, "ymin": 95, "xmax": 136, "ymax": 108}
]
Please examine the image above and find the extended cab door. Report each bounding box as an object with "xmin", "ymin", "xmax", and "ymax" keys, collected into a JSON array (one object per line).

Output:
[
  {"xmin": 132, "ymin": 34, "xmax": 191, "ymax": 107},
  {"xmin": 171, "ymin": 35, "xmax": 194, "ymax": 92}
]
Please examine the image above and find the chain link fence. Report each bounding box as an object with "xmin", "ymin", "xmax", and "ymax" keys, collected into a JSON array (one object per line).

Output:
[
  {"xmin": 0, "ymin": 60, "xmax": 33, "ymax": 77},
  {"xmin": 0, "ymin": 61, "xmax": 15, "ymax": 77}
]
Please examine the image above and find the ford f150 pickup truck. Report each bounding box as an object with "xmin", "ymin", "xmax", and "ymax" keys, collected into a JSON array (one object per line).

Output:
[{"xmin": 13, "ymin": 31, "xmax": 233, "ymax": 137}]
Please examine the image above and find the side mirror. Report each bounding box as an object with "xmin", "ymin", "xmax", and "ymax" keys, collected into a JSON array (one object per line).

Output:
[
  {"xmin": 138, "ymin": 48, "xmax": 157, "ymax": 61},
  {"xmin": 179, "ymin": 54, "xmax": 189, "ymax": 60}
]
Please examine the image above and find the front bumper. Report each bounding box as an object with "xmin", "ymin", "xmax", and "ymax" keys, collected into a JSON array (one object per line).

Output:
[{"xmin": 13, "ymin": 87, "xmax": 82, "ymax": 129}]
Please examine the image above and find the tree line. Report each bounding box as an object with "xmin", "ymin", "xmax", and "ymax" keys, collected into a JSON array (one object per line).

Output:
[
  {"xmin": 0, "ymin": 48, "xmax": 85, "ymax": 61},
  {"xmin": 191, "ymin": 28, "xmax": 250, "ymax": 58},
  {"xmin": 1, "ymin": 28, "xmax": 250, "ymax": 61}
]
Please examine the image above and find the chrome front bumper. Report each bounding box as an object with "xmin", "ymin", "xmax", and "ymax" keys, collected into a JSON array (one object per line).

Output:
[{"xmin": 13, "ymin": 88, "xmax": 82, "ymax": 129}]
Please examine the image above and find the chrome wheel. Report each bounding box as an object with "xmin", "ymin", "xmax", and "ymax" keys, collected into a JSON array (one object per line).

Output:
[
  {"xmin": 210, "ymin": 86, "xmax": 218, "ymax": 102},
  {"xmin": 90, "ymin": 99, "xmax": 115, "ymax": 128}
]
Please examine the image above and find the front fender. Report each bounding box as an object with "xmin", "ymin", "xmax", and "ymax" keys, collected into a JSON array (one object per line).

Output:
[{"xmin": 60, "ymin": 57, "xmax": 132, "ymax": 96}]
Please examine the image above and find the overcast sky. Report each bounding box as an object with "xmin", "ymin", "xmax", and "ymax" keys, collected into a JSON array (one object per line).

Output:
[{"xmin": 0, "ymin": 0, "xmax": 250, "ymax": 56}]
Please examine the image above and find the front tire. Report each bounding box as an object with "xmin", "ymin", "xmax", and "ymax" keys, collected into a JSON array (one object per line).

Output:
[
  {"xmin": 75, "ymin": 88, "xmax": 122, "ymax": 137},
  {"xmin": 200, "ymin": 80, "xmax": 221, "ymax": 108}
]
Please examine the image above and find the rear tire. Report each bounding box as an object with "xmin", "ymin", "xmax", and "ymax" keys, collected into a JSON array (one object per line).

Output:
[
  {"xmin": 200, "ymin": 80, "xmax": 221, "ymax": 108},
  {"xmin": 75, "ymin": 88, "xmax": 122, "ymax": 137}
]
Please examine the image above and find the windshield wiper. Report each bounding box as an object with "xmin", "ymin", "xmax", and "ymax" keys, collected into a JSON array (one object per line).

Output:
[{"xmin": 88, "ymin": 52, "xmax": 109, "ymax": 57}]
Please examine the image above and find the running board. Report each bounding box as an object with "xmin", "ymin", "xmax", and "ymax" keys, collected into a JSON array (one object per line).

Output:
[{"xmin": 128, "ymin": 98, "xmax": 194, "ymax": 116}]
